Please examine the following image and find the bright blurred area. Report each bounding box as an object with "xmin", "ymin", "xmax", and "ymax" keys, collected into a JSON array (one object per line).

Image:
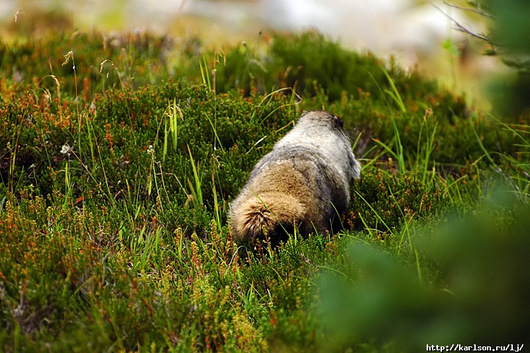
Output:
[{"xmin": 0, "ymin": 0, "xmax": 508, "ymax": 106}]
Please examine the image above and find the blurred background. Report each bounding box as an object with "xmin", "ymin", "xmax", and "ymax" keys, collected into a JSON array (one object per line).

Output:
[{"xmin": 0, "ymin": 0, "xmax": 506, "ymax": 106}]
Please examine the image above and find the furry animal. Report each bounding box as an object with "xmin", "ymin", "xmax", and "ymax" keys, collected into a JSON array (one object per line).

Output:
[{"xmin": 229, "ymin": 110, "xmax": 361, "ymax": 241}]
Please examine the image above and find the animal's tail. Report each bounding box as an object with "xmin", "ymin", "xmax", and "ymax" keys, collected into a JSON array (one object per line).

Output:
[{"xmin": 230, "ymin": 192, "xmax": 306, "ymax": 241}]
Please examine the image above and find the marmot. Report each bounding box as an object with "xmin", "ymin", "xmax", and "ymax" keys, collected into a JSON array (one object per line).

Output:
[{"xmin": 229, "ymin": 110, "xmax": 361, "ymax": 241}]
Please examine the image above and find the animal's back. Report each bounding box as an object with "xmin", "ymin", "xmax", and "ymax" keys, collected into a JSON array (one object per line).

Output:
[{"xmin": 229, "ymin": 111, "xmax": 360, "ymax": 241}]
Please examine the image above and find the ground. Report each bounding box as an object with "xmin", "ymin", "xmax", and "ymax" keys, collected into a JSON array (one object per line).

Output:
[{"xmin": 0, "ymin": 17, "xmax": 529, "ymax": 352}]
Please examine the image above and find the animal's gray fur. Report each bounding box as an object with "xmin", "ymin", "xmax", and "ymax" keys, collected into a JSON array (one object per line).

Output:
[{"xmin": 229, "ymin": 110, "xmax": 361, "ymax": 241}]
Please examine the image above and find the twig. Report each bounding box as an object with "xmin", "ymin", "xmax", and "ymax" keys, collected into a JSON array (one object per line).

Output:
[
  {"xmin": 442, "ymin": 1, "xmax": 494, "ymax": 19},
  {"xmin": 432, "ymin": 3, "xmax": 499, "ymax": 46}
]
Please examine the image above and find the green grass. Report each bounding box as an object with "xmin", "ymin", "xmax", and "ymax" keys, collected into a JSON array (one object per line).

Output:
[{"xmin": 0, "ymin": 27, "xmax": 529, "ymax": 352}]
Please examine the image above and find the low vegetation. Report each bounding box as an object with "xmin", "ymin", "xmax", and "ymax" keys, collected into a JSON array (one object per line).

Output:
[{"xmin": 0, "ymin": 27, "xmax": 528, "ymax": 352}]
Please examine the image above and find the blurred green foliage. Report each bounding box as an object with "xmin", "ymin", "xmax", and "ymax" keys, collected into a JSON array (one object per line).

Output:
[
  {"xmin": 319, "ymin": 189, "xmax": 530, "ymax": 350},
  {"xmin": 487, "ymin": 0, "xmax": 530, "ymax": 55},
  {"xmin": 459, "ymin": 0, "xmax": 530, "ymax": 116}
]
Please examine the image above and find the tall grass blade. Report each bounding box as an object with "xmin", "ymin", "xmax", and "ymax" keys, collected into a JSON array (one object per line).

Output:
[
  {"xmin": 200, "ymin": 55, "xmax": 212, "ymax": 92},
  {"xmin": 187, "ymin": 145, "xmax": 203, "ymax": 208},
  {"xmin": 382, "ymin": 67, "xmax": 407, "ymax": 113}
]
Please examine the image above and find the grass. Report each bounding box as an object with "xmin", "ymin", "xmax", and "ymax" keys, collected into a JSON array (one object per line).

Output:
[{"xmin": 0, "ymin": 25, "xmax": 529, "ymax": 352}]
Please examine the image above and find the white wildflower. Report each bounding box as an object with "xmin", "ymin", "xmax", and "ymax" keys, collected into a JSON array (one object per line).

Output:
[{"xmin": 60, "ymin": 144, "xmax": 71, "ymax": 155}]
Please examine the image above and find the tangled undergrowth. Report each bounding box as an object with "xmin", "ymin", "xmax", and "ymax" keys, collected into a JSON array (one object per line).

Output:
[{"xmin": 0, "ymin": 27, "xmax": 528, "ymax": 352}]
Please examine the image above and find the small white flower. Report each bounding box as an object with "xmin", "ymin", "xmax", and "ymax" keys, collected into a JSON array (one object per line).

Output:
[
  {"xmin": 147, "ymin": 145, "xmax": 155, "ymax": 155},
  {"xmin": 60, "ymin": 144, "xmax": 71, "ymax": 155}
]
